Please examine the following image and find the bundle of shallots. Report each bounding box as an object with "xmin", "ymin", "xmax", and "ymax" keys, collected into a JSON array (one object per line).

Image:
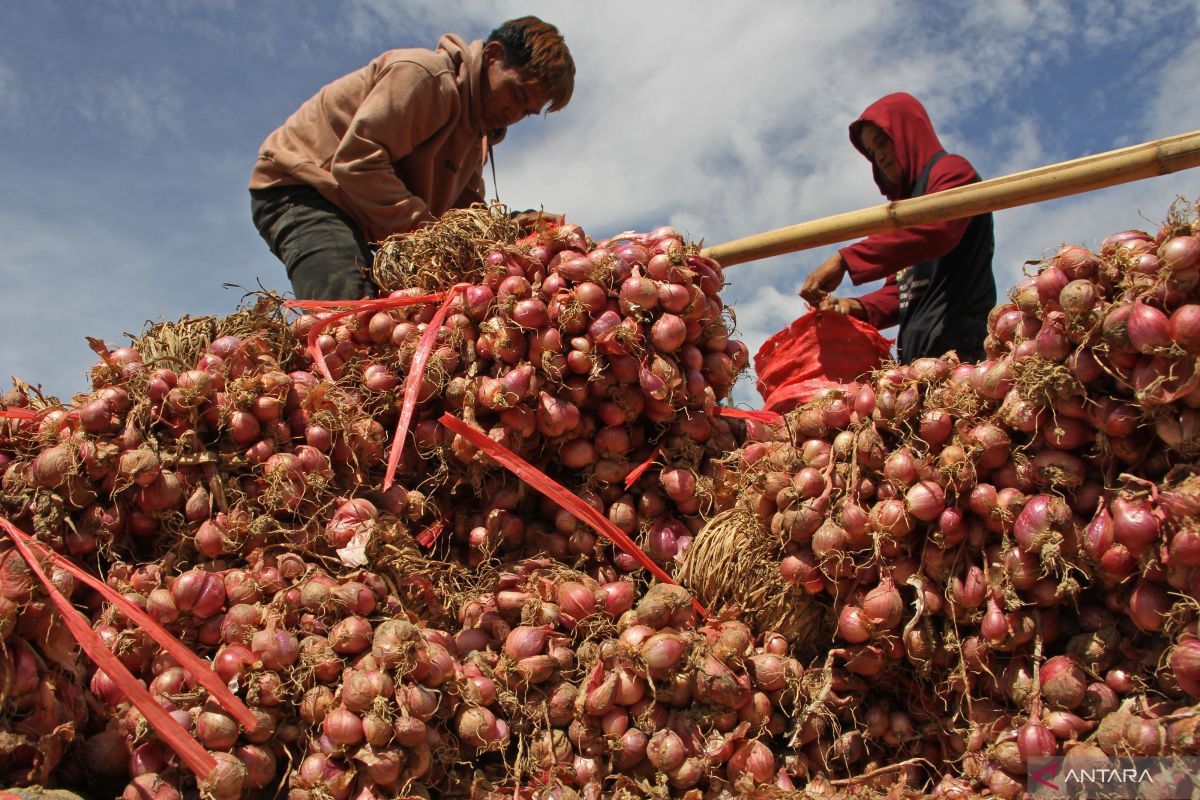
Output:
[{"xmin": 688, "ymin": 200, "xmax": 1200, "ymax": 797}]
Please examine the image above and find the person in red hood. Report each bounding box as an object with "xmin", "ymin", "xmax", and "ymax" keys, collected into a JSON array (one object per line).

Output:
[
  {"xmin": 799, "ymin": 93, "xmax": 996, "ymax": 363},
  {"xmin": 249, "ymin": 17, "xmax": 575, "ymax": 300}
]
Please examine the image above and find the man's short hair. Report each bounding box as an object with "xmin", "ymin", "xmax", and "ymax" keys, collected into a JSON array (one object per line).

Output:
[{"xmin": 487, "ymin": 16, "xmax": 575, "ymax": 112}]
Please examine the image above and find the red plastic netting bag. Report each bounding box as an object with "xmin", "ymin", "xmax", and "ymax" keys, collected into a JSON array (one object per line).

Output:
[{"xmin": 754, "ymin": 311, "xmax": 893, "ymax": 414}]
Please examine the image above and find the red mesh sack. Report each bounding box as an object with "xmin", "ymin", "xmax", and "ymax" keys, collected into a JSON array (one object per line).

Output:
[{"xmin": 755, "ymin": 311, "xmax": 892, "ymax": 414}]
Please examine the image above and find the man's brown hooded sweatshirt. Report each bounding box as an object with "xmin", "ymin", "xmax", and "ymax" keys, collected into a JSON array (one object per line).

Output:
[
  {"xmin": 841, "ymin": 93, "xmax": 996, "ymax": 363},
  {"xmin": 249, "ymin": 35, "xmax": 488, "ymax": 244}
]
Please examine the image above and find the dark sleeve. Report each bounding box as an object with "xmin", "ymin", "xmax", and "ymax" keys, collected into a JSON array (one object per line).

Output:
[
  {"xmin": 839, "ymin": 155, "xmax": 979, "ymax": 285},
  {"xmin": 858, "ymin": 275, "xmax": 900, "ymax": 330}
]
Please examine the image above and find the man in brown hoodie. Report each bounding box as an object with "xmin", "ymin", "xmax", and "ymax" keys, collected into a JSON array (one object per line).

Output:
[{"xmin": 249, "ymin": 16, "xmax": 575, "ymax": 300}]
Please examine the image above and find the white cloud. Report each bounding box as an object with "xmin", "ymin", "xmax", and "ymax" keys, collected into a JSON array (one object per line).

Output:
[
  {"xmin": 77, "ymin": 74, "xmax": 184, "ymax": 145},
  {"xmin": 0, "ymin": 213, "xmax": 168, "ymax": 399},
  {"xmin": 343, "ymin": 0, "xmax": 473, "ymax": 46},
  {"xmin": 982, "ymin": 115, "xmax": 1050, "ymax": 179},
  {"xmin": 1146, "ymin": 29, "xmax": 1200, "ymax": 139},
  {"xmin": 1078, "ymin": 0, "xmax": 1182, "ymax": 46}
]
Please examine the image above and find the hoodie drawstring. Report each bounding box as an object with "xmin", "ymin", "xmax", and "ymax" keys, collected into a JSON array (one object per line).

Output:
[{"xmin": 488, "ymin": 140, "xmax": 500, "ymax": 203}]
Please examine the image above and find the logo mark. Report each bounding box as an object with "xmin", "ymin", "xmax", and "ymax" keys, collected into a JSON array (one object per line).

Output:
[{"xmin": 1031, "ymin": 762, "xmax": 1060, "ymax": 791}]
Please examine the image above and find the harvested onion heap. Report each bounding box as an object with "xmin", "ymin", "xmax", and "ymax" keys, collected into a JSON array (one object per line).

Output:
[
  {"xmin": 80, "ymin": 552, "xmax": 819, "ymax": 799},
  {"xmin": 725, "ymin": 201, "xmax": 1200, "ymax": 797},
  {"xmin": 351, "ymin": 222, "xmax": 748, "ymax": 569},
  {"xmin": 0, "ymin": 219, "xmax": 760, "ymax": 798},
  {"xmin": 5, "ymin": 199, "xmax": 1199, "ymax": 799}
]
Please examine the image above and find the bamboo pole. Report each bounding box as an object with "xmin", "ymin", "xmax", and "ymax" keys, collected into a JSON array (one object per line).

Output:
[{"xmin": 702, "ymin": 129, "xmax": 1200, "ymax": 267}]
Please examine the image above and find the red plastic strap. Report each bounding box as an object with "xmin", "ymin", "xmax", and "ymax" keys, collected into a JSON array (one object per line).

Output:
[
  {"xmin": 0, "ymin": 518, "xmax": 257, "ymax": 732},
  {"xmin": 1, "ymin": 521, "xmax": 217, "ymax": 779},
  {"xmin": 383, "ymin": 284, "xmax": 468, "ymax": 492},
  {"xmin": 284, "ymin": 293, "xmax": 447, "ymax": 382},
  {"xmin": 415, "ymin": 521, "xmax": 444, "ymax": 549},
  {"xmin": 0, "ymin": 406, "xmax": 78, "ymax": 423},
  {"xmin": 438, "ymin": 413, "xmax": 707, "ymax": 617},
  {"xmin": 282, "ymin": 297, "xmax": 442, "ymax": 312},
  {"xmin": 717, "ymin": 407, "xmax": 784, "ymax": 425},
  {"xmin": 624, "ymin": 446, "xmax": 661, "ymax": 491}
]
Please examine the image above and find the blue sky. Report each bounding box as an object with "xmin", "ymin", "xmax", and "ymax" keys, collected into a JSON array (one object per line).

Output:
[{"xmin": 1, "ymin": 0, "xmax": 1198, "ymax": 407}]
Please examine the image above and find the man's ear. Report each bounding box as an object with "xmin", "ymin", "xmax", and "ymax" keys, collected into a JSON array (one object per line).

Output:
[{"xmin": 483, "ymin": 40, "xmax": 505, "ymax": 66}]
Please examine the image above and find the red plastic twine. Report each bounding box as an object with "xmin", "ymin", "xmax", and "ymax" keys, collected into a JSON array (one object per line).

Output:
[
  {"xmin": 285, "ymin": 293, "xmax": 448, "ymax": 382},
  {"xmin": 716, "ymin": 407, "xmax": 784, "ymax": 425},
  {"xmin": 382, "ymin": 284, "xmax": 468, "ymax": 492},
  {"xmin": 415, "ymin": 521, "xmax": 445, "ymax": 549},
  {"xmin": 438, "ymin": 412, "xmax": 708, "ymax": 618},
  {"xmin": 0, "ymin": 408, "xmax": 38, "ymax": 420},
  {"xmin": 0, "ymin": 518, "xmax": 218, "ymax": 779},
  {"xmin": 0, "ymin": 518, "xmax": 256, "ymax": 731},
  {"xmin": 624, "ymin": 445, "xmax": 661, "ymax": 491},
  {"xmin": 285, "ymin": 289, "xmax": 468, "ymax": 492}
]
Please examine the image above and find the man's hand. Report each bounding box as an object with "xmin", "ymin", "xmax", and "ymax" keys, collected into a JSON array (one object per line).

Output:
[
  {"xmin": 819, "ymin": 295, "xmax": 869, "ymax": 321},
  {"xmin": 800, "ymin": 253, "xmax": 848, "ymax": 305}
]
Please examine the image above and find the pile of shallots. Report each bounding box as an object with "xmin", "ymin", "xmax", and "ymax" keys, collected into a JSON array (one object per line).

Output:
[
  {"xmin": 0, "ymin": 219, "xmax": 766, "ymax": 799},
  {"xmin": 308, "ymin": 222, "xmax": 747, "ymax": 570},
  {"xmin": 720, "ymin": 201, "xmax": 1200, "ymax": 797},
  {"xmin": 3, "ymin": 198, "xmax": 1199, "ymax": 799}
]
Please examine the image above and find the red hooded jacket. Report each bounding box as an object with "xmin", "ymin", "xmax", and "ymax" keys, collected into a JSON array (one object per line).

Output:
[{"xmin": 839, "ymin": 94, "xmax": 986, "ymax": 332}]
